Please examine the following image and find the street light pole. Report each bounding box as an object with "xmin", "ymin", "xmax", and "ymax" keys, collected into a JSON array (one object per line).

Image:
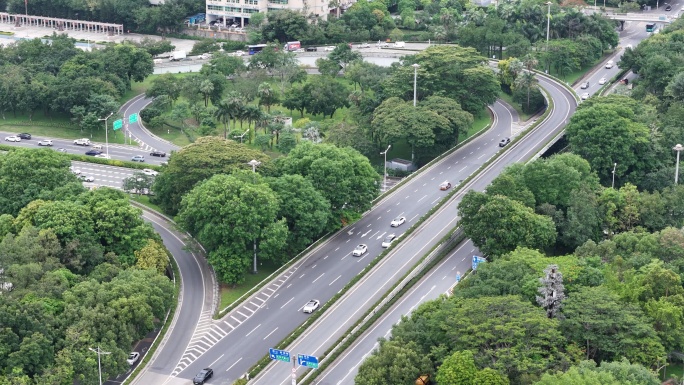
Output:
[
  {"xmin": 674, "ymin": 144, "xmax": 683, "ymax": 184},
  {"xmin": 89, "ymin": 346, "xmax": 111, "ymax": 385},
  {"xmin": 611, "ymin": 162, "xmax": 617, "ymax": 189},
  {"xmin": 233, "ymin": 129, "xmax": 249, "ymax": 144},
  {"xmin": 412, "ymin": 63, "xmax": 420, "ymax": 107},
  {"xmin": 248, "ymin": 159, "xmax": 261, "ymax": 274},
  {"xmin": 98, "ymin": 112, "xmax": 114, "ymax": 159},
  {"xmin": 380, "ymin": 144, "xmax": 391, "ymax": 192},
  {"xmin": 546, "ymin": 2, "xmax": 552, "ymax": 73}
]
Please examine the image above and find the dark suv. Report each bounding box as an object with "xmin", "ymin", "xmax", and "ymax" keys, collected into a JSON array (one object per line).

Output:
[
  {"xmin": 305, "ymin": 47, "xmax": 318, "ymax": 52},
  {"xmin": 18, "ymin": 133, "xmax": 31, "ymax": 139},
  {"xmin": 193, "ymin": 368, "xmax": 213, "ymax": 384}
]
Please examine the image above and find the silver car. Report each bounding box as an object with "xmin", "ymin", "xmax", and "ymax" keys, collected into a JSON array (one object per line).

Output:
[
  {"xmin": 352, "ymin": 244, "xmax": 368, "ymax": 257},
  {"xmin": 302, "ymin": 299, "xmax": 320, "ymax": 313},
  {"xmin": 381, "ymin": 234, "xmax": 396, "ymax": 248}
]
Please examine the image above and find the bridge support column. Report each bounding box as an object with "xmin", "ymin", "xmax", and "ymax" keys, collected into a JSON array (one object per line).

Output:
[{"xmin": 620, "ymin": 20, "xmax": 625, "ymax": 31}]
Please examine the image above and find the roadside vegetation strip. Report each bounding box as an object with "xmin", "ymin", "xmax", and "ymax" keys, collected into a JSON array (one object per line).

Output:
[
  {"xmin": 598, "ymin": 67, "xmax": 630, "ymax": 96},
  {"xmin": 0, "ymin": 143, "xmax": 162, "ymax": 171},
  {"xmin": 299, "ymin": 228, "xmax": 467, "ymax": 385},
  {"xmin": 243, "ymin": 75, "xmax": 559, "ymax": 382},
  {"xmin": 372, "ymin": 107, "xmax": 494, "ymax": 205},
  {"xmin": 123, "ymin": 225, "xmax": 181, "ymax": 385}
]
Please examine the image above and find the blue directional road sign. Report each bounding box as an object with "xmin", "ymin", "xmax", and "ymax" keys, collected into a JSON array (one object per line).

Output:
[
  {"xmin": 297, "ymin": 354, "xmax": 319, "ymax": 369},
  {"xmin": 456, "ymin": 271, "xmax": 461, "ymax": 283},
  {"xmin": 472, "ymin": 255, "xmax": 486, "ymax": 271},
  {"xmin": 269, "ymin": 348, "xmax": 291, "ymax": 363}
]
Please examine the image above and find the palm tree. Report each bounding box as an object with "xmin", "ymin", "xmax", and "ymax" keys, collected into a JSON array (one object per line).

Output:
[
  {"xmin": 257, "ymin": 83, "xmax": 279, "ymax": 113},
  {"xmin": 224, "ymin": 91, "xmax": 245, "ymax": 133},
  {"xmin": 214, "ymin": 99, "xmax": 232, "ymax": 139},
  {"xmin": 242, "ymin": 105, "xmax": 263, "ymax": 144},
  {"xmin": 199, "ymin": 79, "xmax": 214, "ymax": 107}
]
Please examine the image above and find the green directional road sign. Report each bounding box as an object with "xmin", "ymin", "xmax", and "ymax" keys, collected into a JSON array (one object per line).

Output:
[
  {"xmin": 129, "ymin": 113, "xmax": 138, "ymax": 123},
  {"xmin": 269, "ymin": 348, "xmax": 291, "ymax": 363},
  {"xmin": 113, "ymin": 119, "xmax": 123, "ymax": 131}
]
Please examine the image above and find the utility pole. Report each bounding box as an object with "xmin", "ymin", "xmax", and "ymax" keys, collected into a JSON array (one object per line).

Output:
[
  {"xmin": 611, "ymin": 162, "xmax": 617, "ymax": 189},
  {"xmin": 380, "ymin": 144, "xmax": 391, "ymax": 192},
  {"xmin": 248, "ymin": 159, "xmax": 261, "ymax": 274},
  {"xmin": 89, "ymin": 346, "xmax": 111, "ymax": 385},
  {"xmin": 674, "ymin": 144, "xmax": 683, "ymax": 184},
  {"xmin": 98, "ymin": 112, "xmax": 114, "ymax": 159}
]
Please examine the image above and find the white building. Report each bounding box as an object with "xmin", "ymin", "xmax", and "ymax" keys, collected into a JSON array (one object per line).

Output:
[{"xmin": 206, "ymin": 0, "xmax": 333, "ymax": 27}]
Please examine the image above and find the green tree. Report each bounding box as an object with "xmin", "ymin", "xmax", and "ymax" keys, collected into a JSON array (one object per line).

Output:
[
  {"xmin": 560, "ymin": 286, "xmax": 666, "ymax": 368},
  {"xmin": 151, "ymin": 136, "xmax": 270, "ymax": 215},
  {"xmin": 178, "ymin": 172, "xmax": 288, "ymax": 283},
  {"xmin": 303, "ymin": 77, "xmax": 350, "ymax": 118},
  {"xmin": 328, "ymin": 43, "xmax": 362, "ymax": 71},
  {"xmin": 355, "ymin": 340, "xmax": 433, "ymax": 385},
  {"xmin": 135, "ymin": 239, "xmax": 170, "ymax": 274},
  {"xmin": 257, "ymin": 82, "xmax": 280, "ymax": 113},
  {"xmin": 275, "ymin": 142, "xmax": 379, "ymax": 228},
  {"xmin": 435, "ymin": 350, "xmax": 478, "ymax": 385},
  {"xmin": 458, "ymin": 192, "xmax": 557, "ymax": 257}
]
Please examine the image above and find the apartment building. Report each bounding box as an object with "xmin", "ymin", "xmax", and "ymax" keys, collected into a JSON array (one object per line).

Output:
[{"xmin": 206, "ymin": 0, "xmax": 332, "ymax": 27}]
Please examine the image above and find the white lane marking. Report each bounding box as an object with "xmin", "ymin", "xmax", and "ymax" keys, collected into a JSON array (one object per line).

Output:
[
  {"xmin": 263, "ymin": 327, "xmax": 278, "ymax": 340},
  {"xmin": 226, "ymin": 357, "xmax": 243, "ymax": 372},
  {"xmin": 208, "ymin": 354, "xmax": 224, "ymax": 369},
  {"xmin": 245, "ymin": 324, "xmax": 261, "ymax": 337},
  {"xmin": 329, "ymin": 275, "xmax": 342, "ymax": 286},
  {"xmin": 312, "ymin": 273, "xmax": 325, "ymax": 284},
  {"xmin": 459, "ymin": 166, "xmax": 467, "ymax": 172},
  {"xmin": 417, "ymin": 195, "xmax": 427, "ymax": 202},
  {"xmin": 280, "ymin": 297, "xmax": 295, "ymax": 309}
]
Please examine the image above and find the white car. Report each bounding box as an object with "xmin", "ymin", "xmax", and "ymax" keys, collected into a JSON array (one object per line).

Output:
[
  {"xmin": 376, "ymin": 41, "xmax": 390, "ymax": 48},
  {"xmin": 381, "ymin": 234, "xmax": 397, "ymax": 248},
  {"xmin": 229, "ymin": 50, "xmax": 245, "ymax": 56},
  {"xmin": 605, "ymin": 60, "xmax": 614, "ymax": 69},
  {"xmin": 581, "ymin": 92, "xmax": 590, "ymax": 100},
  {"xmin": 302, "ymin": 299, "xmax": 320, "ymax": 313},
  {"xmin": 37, "ymin": 139, "xmax": 53, "ymax": 146},
  {"xmin": 95, "ymin": 154, "xmax": 111, "ymax": 159},
  {"xmin": 69, "ymin": 167, "xmax": 81, "ymax": 175},
  {"xmin": 323, "ymin": 46, "xmax": 335, "ymax": 51},
  {"xmin": 598, "ymin": 77, "xmax": 607, "ymax": 85},
  {"xmin": 357, "ymin": 43, "xmax": 370, "ymax": 48},
  {"xmin": 80, "ymin": 175, "xmax": 95, "ymax": 182},
  {"xmin": 127, "ymin": 352, "xmax": 140, "ymax": 365},
  {"xmin": 142, "ymin": 169, "xmax": 159, "ymax": 176},
  {"xmin": 4, "ymin": 135, "xmax": 20, "ymax": 142},
  {"xmin": 74, "ymin": 138, "xmax": 91, "ymax": 146},
  {"xmin": 352, "ymin": 244, "xmax": 368, "ymax": 257},
  {"xmin": 390, "ymin": 216, "xmax": 406, "ymax": 227}
]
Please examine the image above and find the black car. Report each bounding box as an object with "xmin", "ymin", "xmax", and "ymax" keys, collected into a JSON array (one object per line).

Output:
[
  {"xmin": 499, "ymin": 137, "xmax": 511, "ymax": 147},
  {"xmin": 193, "ymin": 368, "xmax": 213, "ymax": 384},
  {"xmin": 305, "ymin": 47, "xmax": 318, "ymax": 52},
  {"xmin": 666, "ymin": 4, "xmax": 672, "ymax": 11},
  {"xmin": 17, "ymin": 133, "xmax": 31, "ymax": 140},
  {"xmin": 85, "ymin": 150, "xmax": 102, "ymax": 156},
  {"xmin": 150, "ymin": 150, "xmax": 167, "ymax": 157}
]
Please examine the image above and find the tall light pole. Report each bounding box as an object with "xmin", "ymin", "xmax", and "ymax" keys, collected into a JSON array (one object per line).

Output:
[
  {"xmin": 412, "ymin": 63, "xmax": 420, "ymax": 107},
  {"xmin": 545, "ymin": 2, "xmax": 552, "ymax": 72},
  {"xmin": 674, "ymin": 144, "xmax": 683, "ymax": 184},
  {"xmin": 233, "ymin": 128, "xmax": 249, "ymax": 144},
  {"xmin": 89, "ymin": 346, "xmax": 111, "ymax": 385},
  {"xmin": 611, "ymin": 162, "xmax": 617, "ymax": 189},
  {"xmin": 98, "ymin": 112, "xmax": 114, "ymax": 159},
  {"xmin": 380, "ymin": 144, "xmax": 391, "ymax": 192},
  {"xmin": 248, "ymin": 159, "xmax": 261, "ymax": 274}
]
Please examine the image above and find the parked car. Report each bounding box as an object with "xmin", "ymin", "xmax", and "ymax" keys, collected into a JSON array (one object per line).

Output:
[
  {"xmin": 302, "ymin": 299, "xmax": 320, "ymax": 313},
  {"xmin": 580, "ymin": 81, "xmax": 590, "ymax": 89},
  {"xmin": 142, "ymin": 169, "xmax": 159, "ymax": 176},
  {"xmin": 499, "ymin": 137, "xmax": 511, "ymax": 147},
  {"xmin": 599, "ymin": 77, "xmax": 607, "ymax": 85},
  {"xmin": 581, "ymin": 92, "xmax": 590, "ymax": 100},
  {"xmin": 85, "ymin": 150, "xmax": 102, "ymax": 156},
  {"xmin": 126, "ymin": 352, "xmax": 140, "ymax": 366},
  {"xmin": 37, "ymin": 139, "xmax": 53, "ymax": 146},
  {"xmin": 352, "ymin": 244, "xmax": 368, "ymax": 257},
  {"xmin": 381, "ymin": 234, "xmax": 397, "ymax": 248},
  {"xmin": 4, "ymin": 135, "xmax": 20, "ymax": 142},
  {"xmin": 17, "ymin": 133, "xmax": 31, "ymax": 139},
  {"xmin": 74, "ymin": 138, "xmax": 91, "ymax": 146},
  {"xmin": 131, "ymin": 155, "xmax": 145, "ymax": 162},
  {"xmin": 390, "ymin": 216, "xmax": 406, "ymax": 227},
  {"xmin": 439, "ymin": 181, "xmax": 452, "ymax": 191},
  {"xmin": 305, "ymin": 47, "xmax": 318, "ymax": 52},
  {"xmin": 150, "ymin": 150, "xmax": 167, "ymax": 157},
  {"xmin": 193, "ymin": 368, "xmax": 213, "ymax": 385}
]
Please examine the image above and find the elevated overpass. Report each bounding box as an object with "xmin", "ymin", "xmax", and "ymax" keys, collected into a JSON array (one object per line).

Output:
[{"xmin": 605, "ymin": 12, "xmax": 673, "ymax": 23}]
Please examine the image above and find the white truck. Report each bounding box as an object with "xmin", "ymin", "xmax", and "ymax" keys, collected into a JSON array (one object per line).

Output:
[{"xmin": 170, "ymin": 51, "xmax": 187, "ymax": 61}]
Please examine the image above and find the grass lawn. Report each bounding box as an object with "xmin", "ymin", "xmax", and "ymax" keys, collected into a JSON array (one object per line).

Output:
[
  {"xmin": 129, "ymin": 194, "xmax": 163, "ymax": 213},
  {"xmin": 663, "ymin": 363, "xmax": 684, "ymax": 382},
  {"xmin": 219, "ymin": 260, "xmax": 281, "ymax": 310},
  {"xmin": 0, "ymin": 113, "xmax": 131, "ymax": 144},
  {"xmin": 497, "ymin": 91, "xmax": 533, "ymax": 121},
  {"xmin": 147, "ymin": 124, "xmax": 193, "ymax": 147}
]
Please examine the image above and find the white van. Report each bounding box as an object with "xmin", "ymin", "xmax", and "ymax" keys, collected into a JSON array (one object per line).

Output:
[
  {"xmin": 153, "ymin": 58, "xmax": 163, "ymax": 64},
  {"xmin": 605, "ymin": 60, "xmax": 614, "ymax": 69},
  {"xmin": 394, "ymin": 41, "xmax": 405, "ymax": 48}
]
